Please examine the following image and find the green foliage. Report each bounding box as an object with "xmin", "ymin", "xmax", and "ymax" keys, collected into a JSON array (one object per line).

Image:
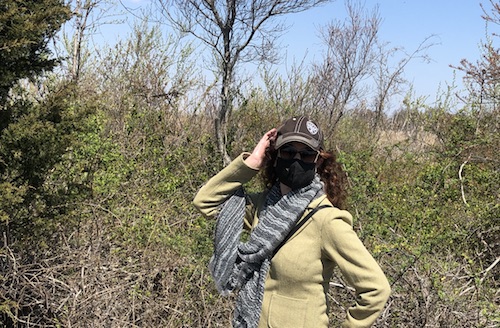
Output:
[
  {"xmin": 2, "ymin": 78, "xmax": 497, "ymax": 328},
  {"xmin": 0, "ymin": 0, "xmax": 71, "ymax": 105},
  {"xmin": 0, "ymin": 83, "xmax": 94, "ymax": 250},
  {"xmin": 330, "ymin": 103, "xmax": 499, "ymax": 325}
]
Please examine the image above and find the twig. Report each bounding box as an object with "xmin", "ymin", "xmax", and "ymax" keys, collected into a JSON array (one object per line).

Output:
[
  {"xmin": 329, "ymin": 281, "xmax": 356, "ymax": 292},
  {"xmin": 459, "ymin": 159, "xmax": 469, "ymax": 206},
  {"xmin": 380, "ymin": 299, "xmax": 394, "ymax": 320},
  {"xmin": 480, "ymin": 257, "xmax": 500, "ymax": 284}
]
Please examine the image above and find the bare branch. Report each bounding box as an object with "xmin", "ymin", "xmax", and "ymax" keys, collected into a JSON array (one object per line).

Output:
[
  {"xmin": 154, "ymin": 0, "xmax": 332, "ymax": 164},
  {"xmin": 459, "ymin": 159, "xmax": 469, "ymax": 206}
]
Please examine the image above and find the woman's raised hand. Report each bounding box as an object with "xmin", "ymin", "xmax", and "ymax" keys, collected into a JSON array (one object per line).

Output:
[{"xmin": 245, "ymin": 128, "xmax": 277, "ymax": 170}]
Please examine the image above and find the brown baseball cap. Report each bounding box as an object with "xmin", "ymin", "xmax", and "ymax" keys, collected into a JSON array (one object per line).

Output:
[{"xmin": 275, "ymin": 116, "xmax": 324, "ymax": 151}]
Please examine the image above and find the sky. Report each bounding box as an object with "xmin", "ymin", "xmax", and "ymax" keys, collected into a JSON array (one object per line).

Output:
[
  {"xmin": 108, "ymin": 0, "xmax": 497, "ymax": 102},
  {"xmin": 278, "ymin": 0, "xmax": 496, "ymax": 101}
]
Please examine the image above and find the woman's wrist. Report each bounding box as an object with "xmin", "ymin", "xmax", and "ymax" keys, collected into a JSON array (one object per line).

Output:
[{"xmin": 244, "ymin": 153, "xmax": 263, "ymax": 170}]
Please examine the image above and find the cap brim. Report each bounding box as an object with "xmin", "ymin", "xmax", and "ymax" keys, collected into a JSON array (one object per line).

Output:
[{"xmin": 275, "ymin": 133, "xmax": 321, "ymax": 151}]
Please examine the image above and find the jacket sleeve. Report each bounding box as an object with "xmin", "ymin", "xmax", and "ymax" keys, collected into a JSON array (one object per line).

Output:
[
  {"xmin": 320, "ymin": 214, "xmax": 391, "ymax": 328},
  {"xmin": 193, "ymin": 153, "xmax": 259, "ymax": 220}
]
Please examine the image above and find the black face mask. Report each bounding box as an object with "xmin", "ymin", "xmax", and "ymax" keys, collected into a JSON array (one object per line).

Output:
[{"xmin": 275, "ymin": 158, "xmax": 316, "ymax": 190}]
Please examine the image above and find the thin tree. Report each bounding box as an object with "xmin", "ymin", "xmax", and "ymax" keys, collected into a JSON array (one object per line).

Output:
[
  {"xmin": 59, "ymin": 0, "xmax": 121, "ymax": 83},
  {"xmin": 371, "ymin": 35, "xmax": 435, "ymax": 131},
  {"xmin": 311, "ymin": 0, "xmax": 435, "ymax": 136},
  {"xmin": 311, "ymin": 1, "xmax": 380, "ymax": 136},
  {"xmin": 155, "ymin": 0, "xmax": 333, "ymax": 164},
  {"xmin": 70, "ymin": 0, "xmax": 95, "ymax": 82}
]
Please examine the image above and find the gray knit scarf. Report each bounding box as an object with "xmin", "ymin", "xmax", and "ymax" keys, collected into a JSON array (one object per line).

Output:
[{"xmin": 209, "ymin": 175, "xmax": 323, "ymax": 328}]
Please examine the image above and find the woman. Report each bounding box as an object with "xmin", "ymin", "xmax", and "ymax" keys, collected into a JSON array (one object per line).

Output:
[{"xmin": 193, "ymin": 116, "xmax": 390, "ymax": 328}]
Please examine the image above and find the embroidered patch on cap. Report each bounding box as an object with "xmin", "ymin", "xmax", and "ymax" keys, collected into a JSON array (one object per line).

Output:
[{"xmin": 306, "ymin": 120, "xmax": 319, "ymax": 135}]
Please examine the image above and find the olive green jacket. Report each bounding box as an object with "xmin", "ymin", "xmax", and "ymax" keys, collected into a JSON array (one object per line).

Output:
[{"xmin": 193, "ymin": 153, "xmax": 391, "ymax": 328}]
